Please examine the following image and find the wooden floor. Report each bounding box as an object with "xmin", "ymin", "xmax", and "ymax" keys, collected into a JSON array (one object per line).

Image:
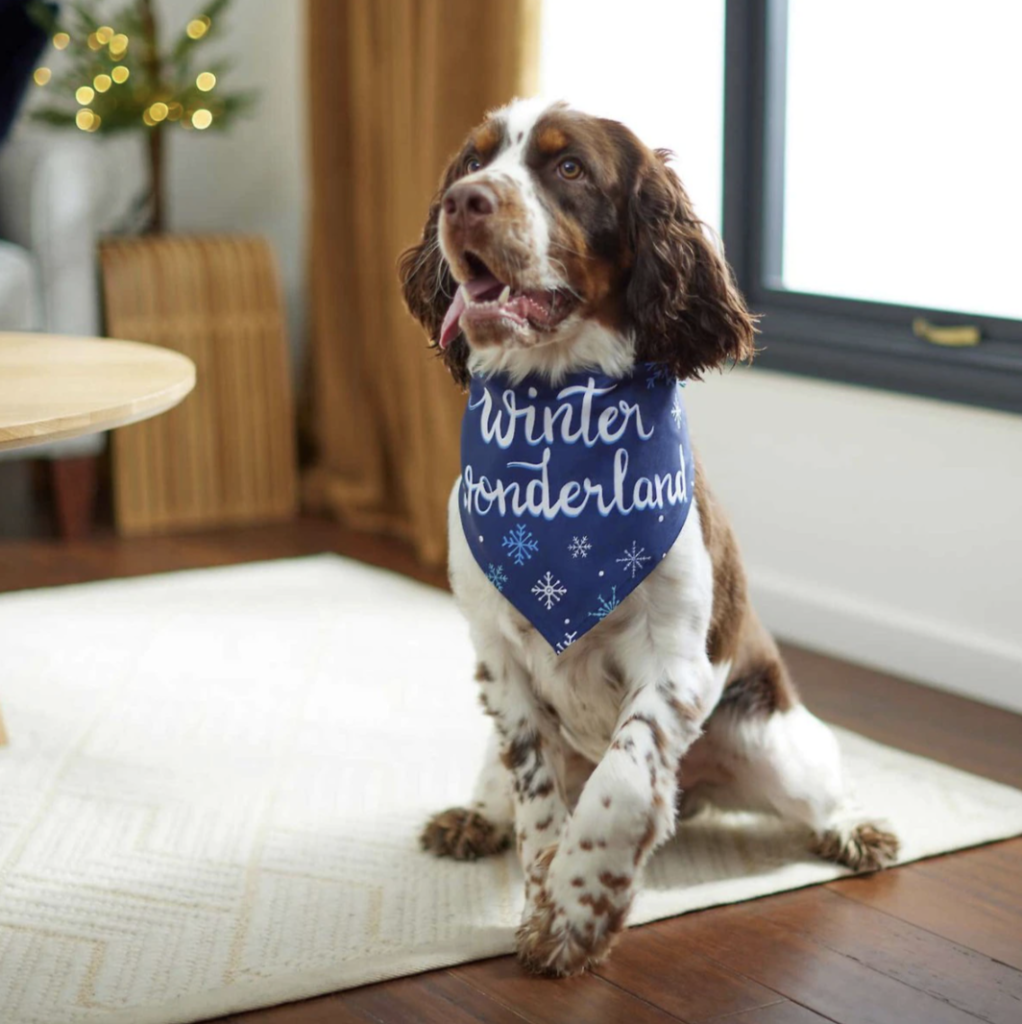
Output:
[{"xmin": 2, "ymin": 519, "xmax": 1020, "ymax": 1024}]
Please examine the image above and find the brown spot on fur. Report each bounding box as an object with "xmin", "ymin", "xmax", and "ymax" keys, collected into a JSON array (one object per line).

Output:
[
  {"xmin": 474, "ymin": 662, "xmax": 493, "ymax": 683},
  {"xmin": 533, "ymin": 779, "xmax": 554, "ymax": 799},
  {"xmin": 602, "ymin": 796, "xmax": 612, "ymax": 808},
  {"xmin": 580, "ymin": 839, "xmax": 593, "ymax": 851},
  {"xmin": 420, "ymin": 807, "xmax": 511, "ymax": 861},
  {"xmin": 578, "ymin": 892, "xmax": 616, "ymax": 916},
  {"xmin": 634, "ymin": 815, "xmax": 657, "ymax": 865},
  {"xmin": 535, "ymin": 815, "xmax": 554, "ymax": 832},
  {"xmin": 623, "ymin": 712, "xmax": 667, "ymax": 762},
  {"xmin": 598, "ymin": 871, "xmax": 632, "ymax": 893},
  {"xmin": 571, "ymin": 876, "xmax": 585, "ymax": 887},
  {"xmin": 536, "ymin": 126, "xmax": 569, "ymax": 154},
  {"xmin": 471, "ymin": 120, "xmax": 505, "ymax": 160},
  {"xmin": 812, "ymin": 823, "xmax": 900, "ymax": 873}
]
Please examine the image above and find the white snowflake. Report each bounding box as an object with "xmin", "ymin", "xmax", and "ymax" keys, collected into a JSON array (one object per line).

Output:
[
  {"xmin": 531, "ymin": 571, "xmax": 567, "ymax": 610},
  {"xmin": 567, "ymin": 535, "xmax": 591, "ymax": 559},
  {"xmin": 501, "ymin": 523, "xmax": 539, "ymax": 566},
  {"xmin": 671, "ymin": 390, "xmax": 684, "ymax": 429},
  {"xmin": 589, "ymin": 587, "xmax": 620, "ymax": 620},
  {"xmin": 486, "ymin": 563, "xmax": 508, "ymax": 592},
  {"xmin": 616, "ymin": 541, "xmax": 652, "ymax": 579},
  {"xmin": 555, "ymin": 630, "xmax": 578, "ymax": 654}
]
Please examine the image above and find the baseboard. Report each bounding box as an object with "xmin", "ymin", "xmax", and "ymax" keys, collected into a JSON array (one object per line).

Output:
[{"xmin": 748, "ymin": 567, "xmax": 1022, "ymax": 715}]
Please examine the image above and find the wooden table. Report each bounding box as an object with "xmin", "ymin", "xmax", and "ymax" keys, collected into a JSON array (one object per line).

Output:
[{"xmin": 0, "ymin": 332, "xmax": 196, "ymax": 743}]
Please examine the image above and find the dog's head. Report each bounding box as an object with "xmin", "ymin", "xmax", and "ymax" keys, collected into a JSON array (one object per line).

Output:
[{"xmin": 400, "ymin": 98, "xmax": 755, "ymax": 386}]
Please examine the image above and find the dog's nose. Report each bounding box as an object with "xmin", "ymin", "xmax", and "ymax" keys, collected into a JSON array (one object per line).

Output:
[{"xmin": 442, "ymin": 182, "xmax": 496, "ymax": 225}]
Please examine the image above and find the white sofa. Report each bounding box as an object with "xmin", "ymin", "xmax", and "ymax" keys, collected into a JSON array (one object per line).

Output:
[{"xmin": 0, "ymin": 126, "xmax": 144, "ymax": 534}]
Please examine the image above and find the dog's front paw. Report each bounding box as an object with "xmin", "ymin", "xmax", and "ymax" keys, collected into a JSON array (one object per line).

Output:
[
  {"xmin": 420, "ymin": 807, "xmax": 511, "ymax": 861},
  {"xmin": 516, "ymin": 855, "xmax": 633, "ymax": 976}
]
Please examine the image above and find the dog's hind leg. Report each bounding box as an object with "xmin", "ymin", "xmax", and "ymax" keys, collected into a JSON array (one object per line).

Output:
[
  {"xmin": 420, "ymin": 726, "xmax": 515, "ymax": 861},
  {"xmin": 702, "ymin": 695, "xmax": 899, "ymax": 872}
]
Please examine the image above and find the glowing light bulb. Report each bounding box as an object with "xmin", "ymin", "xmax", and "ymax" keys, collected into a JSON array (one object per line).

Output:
[
  {"xmin": 191, "ymin": 108, "xmax": 212, "ymax": 130},
  {"xmin": 149, "ymin": 102, "xmax": 169, "ymax": 123},
  {"xmin": 33, "ymin": 67, "xmax": 52, "ymax": 86},
  {"xmin": 196, "ymin": 72, "xmax": 216, "ymax": 92},
  {"xmin": 142, "ymin": 108, "xmax": 156, "ymax": 126},
  {"xmin": 109, "ymin": 33, "xmax": 128, "ymax": 54},
  {"xmin": 52, "ymin": 32, "xmax": 70, "ymax": 50},
  {"xmin": 185, "ymin": 17, "xmax": 209, "ymax": 40},
  {"xmin": 111, "ymin": 66, "xmax": 130, "ymax": 84},
  {"xmin": 93, "ymin": 73, "xmax": 112, "ymax": 93},
  {"xmin": 87, "ymin": 32, "xmax": 101, "ymax": 50},
  {"xmin": 75, "ymin": 109, "xmax": 95, "ymax": 131},
  {"xmin": 76, "ymin": 86, "xmax": 95, "ymax": 105},
  {"xmin": 95, "ymin": 26, "xmax": 113, "ymax": 44}
]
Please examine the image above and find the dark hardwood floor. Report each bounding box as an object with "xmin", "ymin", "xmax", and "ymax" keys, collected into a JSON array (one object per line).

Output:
[{"xmin": 2, "ymin": 518, "xmax": 1020, "ymax": 1024}]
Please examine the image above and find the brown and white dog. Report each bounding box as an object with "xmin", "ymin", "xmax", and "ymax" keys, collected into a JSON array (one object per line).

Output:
[{"xmin": 399, "ymin": 98, "xmax": 898, "ymax": 977}]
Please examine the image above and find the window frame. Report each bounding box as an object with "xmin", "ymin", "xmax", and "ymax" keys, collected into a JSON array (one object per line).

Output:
[{"xmin": 722, "ymin": 0, "xmax": 1022, "ymax": 415}]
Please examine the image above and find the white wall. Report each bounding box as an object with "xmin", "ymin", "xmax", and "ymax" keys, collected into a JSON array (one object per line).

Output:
[
  {"xmin": 157, "ymin": 0, "xmax": 308, "ymax": 365},
  {"xmin": 686, "ymin": 368, "xmax": 1022, "ymax": 713}
]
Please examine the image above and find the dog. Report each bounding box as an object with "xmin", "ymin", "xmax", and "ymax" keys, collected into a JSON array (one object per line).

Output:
[{"xmin": 399, "ymin": 98, "xmax": 898, "ymax": 978}]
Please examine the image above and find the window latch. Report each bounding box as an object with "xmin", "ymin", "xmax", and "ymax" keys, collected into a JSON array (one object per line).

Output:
[{"xmin": 912, "ymin": 318, "xmax": 981, "ymax": 347}]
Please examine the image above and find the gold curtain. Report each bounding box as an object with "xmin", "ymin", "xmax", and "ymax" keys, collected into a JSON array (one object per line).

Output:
[{"xmin": 303, "ymin": 0, "xmax": 540, "ymax": 566}]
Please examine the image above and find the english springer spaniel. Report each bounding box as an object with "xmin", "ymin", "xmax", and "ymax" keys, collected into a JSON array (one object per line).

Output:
[{"xmin": 399, "ymin": 98, "xmax": 898, "ymax": 977}]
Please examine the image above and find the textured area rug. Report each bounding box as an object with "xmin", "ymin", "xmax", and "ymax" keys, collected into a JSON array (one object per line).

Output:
[{"xmin": 1, "ymin": 555, "xmax": 1021, "ymax": 1024}]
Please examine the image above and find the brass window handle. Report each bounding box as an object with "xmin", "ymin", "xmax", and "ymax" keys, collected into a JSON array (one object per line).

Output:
[{"xmin": 912, "ymin": 317, "xmax": 981, "ymax": 347}]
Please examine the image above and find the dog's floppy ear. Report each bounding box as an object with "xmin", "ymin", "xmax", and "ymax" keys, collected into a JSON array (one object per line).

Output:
[
  {"xmin": 398, "ymin": 160, "xmax": 470, "ymax": 388},
  {"xmin": 625, "ymin": 150, "xmax": 756, "ymax": 380}
]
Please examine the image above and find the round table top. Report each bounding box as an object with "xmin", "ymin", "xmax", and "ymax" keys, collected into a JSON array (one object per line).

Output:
[{"xmin": 0, "ymin": 333, "xmax": 196, "ymax": 453}]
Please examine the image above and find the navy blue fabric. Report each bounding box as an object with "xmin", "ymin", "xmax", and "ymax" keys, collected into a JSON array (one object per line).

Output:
[
  {"xmin": 459, "ymin": 365, "xmax": 694, "ymax": 653},
  {"xmin": 0, "ymin": 1, "xmax": 49, "ymax": 146}
]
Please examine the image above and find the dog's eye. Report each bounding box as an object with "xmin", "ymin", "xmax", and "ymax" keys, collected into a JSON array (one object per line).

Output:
[
  {"xmin": 465, "ymin": 156, "xmax": 482, "ymax": 174},
  {"xmin": 557, "ymin": 158, "xmax": 584, "ymax": 181}
]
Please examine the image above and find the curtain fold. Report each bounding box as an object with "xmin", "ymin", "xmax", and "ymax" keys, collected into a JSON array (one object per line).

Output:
[{"xmin": 304, "ymin": 0, "xmax": 540, "ymax": 566}]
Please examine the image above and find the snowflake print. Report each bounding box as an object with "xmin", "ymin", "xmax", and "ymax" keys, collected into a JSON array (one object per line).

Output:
[
  {"xmin": 671, "ymin": 389, "xmax": 684, "ymax": 429},
  {"xmin": 501, "ymin": 522, "xmax": 539, "ymax": 566},
  {"xmin": 531, "ymin": 571, "xmax": 567, "ymax": 610},
  {"xmin": 616, "ymin": 541, "xmax": 652, "ymax": 579},
  {"xmin": 589, "ymin": 587, "xmax": 620, "ymax": 621},
  {"xmin": 568, "ymin": 535, "xmax": 591, "ymax": 559},
  {"xmin": 555, "ymin": 630, "xmax": 578, "ymax": 654},
  {"xmin": 486, "ymin": 563, "xmax": 508, "ymax": 592},
  {"xmin": 646, "ymin": 363, "xmax": 676, "ymax": 388}
]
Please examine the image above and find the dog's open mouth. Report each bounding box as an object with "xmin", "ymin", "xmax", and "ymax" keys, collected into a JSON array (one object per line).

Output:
[{"xmin": 439, "ymin": 254, "xmax": 577, "ymax": 349}]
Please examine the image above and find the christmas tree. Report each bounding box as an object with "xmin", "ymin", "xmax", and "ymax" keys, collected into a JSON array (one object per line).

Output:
[{"xmin": 27, "ymin": 0, "xmax": 256, "ymax": 231}]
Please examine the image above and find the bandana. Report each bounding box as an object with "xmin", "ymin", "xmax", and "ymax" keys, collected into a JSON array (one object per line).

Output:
[{"xmin": 459, "ymin": 365, "xmax": 694, "ymax": 653}]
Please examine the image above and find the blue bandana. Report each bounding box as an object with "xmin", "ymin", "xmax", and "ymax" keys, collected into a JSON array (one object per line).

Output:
[{"xmin": 459, "ymin": 365, "xmax": 694, "ymax": 653}]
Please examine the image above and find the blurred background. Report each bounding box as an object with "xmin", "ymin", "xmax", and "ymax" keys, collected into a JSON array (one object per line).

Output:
[{"xmin": 0, "ymin": 0, "xmax": 1019, "ymax": 714}]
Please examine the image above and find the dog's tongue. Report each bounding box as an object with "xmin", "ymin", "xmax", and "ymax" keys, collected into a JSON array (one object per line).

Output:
[{"xmin": 439, "ymin": 273, "xmax": 502, "ymax": 349}]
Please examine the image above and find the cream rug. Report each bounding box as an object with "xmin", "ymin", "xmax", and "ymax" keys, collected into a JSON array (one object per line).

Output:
[{"xmin": 1, "ymin": 555, "xmax": 1021, "ymax": 1024}]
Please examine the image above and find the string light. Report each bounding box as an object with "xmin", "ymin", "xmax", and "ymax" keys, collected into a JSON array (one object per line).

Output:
[
  {"xmin": 75, "ymin": 109, "xmax": 99, "ymax": 131},
  {"xmin": 167, "ymin": 102, "xmax": 184, "ymax": 121},
  {"xmin": 109, "ymin": 33, "xmax": 129, "ymax": 55},
  {"xmin": 185, "ymin": 16, "xmax": 210, "ymax": 40},
  {"xmin": 191, "ymin": 108, "xmax": 212, "ymax": 130},
  {"xmin": 93, "ymin": 73, "xmax": 112, "ymax": 93},
  {"xmin": 95, "ymin": 26, "xmax": 113, "ymax": 45},
  {"xmin": 196, "ymin": 72, "xmax": 216, "ymax": 91},
  {"xmin": 33, "ymin": 67, "xmax": 52, "ymax": 86},
  {"xmin": 111, "ymin": 66, "xmax": 130, "ymax": 84},
  {"xmin": 142, "ymin": 108, "xmax": 156, "ymax": 126},
  {"xmin": 76, "ymin": 86, "xmax": 95, "ymax": 105},
  {"xmin": 148, "ymin": 102, "xmax": 169, "ymax": 123},
  {"xmin": 87, "ymin": 32, "xmax": 101, "ymax": 50},
  {"xmin": 52, "ymin": 32, "xmax": 70, "ymax": 50}
]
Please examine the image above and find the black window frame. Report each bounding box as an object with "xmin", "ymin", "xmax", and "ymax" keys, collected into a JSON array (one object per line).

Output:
[{"xmin": 723, "ymin": 0, "xmax": 1022, "ymax": 416}]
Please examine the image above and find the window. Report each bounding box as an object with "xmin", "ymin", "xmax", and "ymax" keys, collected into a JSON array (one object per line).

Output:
[{"xmin": 725, "ymin": 0, "xmax": 1022, "ymax": 413}]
